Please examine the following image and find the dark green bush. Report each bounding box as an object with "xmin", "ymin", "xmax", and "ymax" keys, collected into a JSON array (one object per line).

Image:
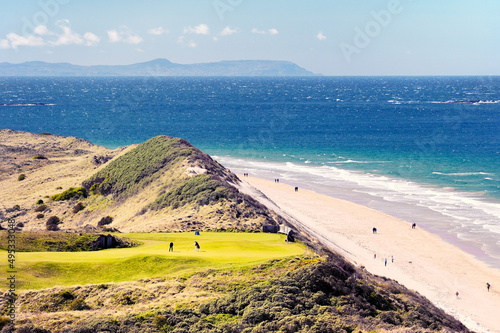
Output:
[
  {"xmin": 0, "ymin": 316, "xmax": 10, "ymax": 330},
  {"xmin": 36, "ymin": 213, "xmax": 45, "ymax": 219},
  {"xmin": 46, "ymin": 224, "xmax": 59, "ymax": 231},
  {"xmin": 97, "ymin": 216, "xmax": 113, "ymax": 227},
  {"xmin": 72, "ymin": 202, "xmax": 85, "ymax": 214},
  {"xmin": 46, "ymin": 216, "xmax": 60, "ymax": 231},
  {"xmin": 18, "ymin": 174, "xmax": 26, "ymax": 181},
  {"xmin": 89, "ymin": 183, "xmax": 100, "ymax": 195},
  {"xmin": 68, "ymin": 298, "xmax": 90, "ymax": 311},
  {"xmin": 32, "ymin": 155, "xmax": 47, "ymax": 160},
  {"xmin": 59, "ymin": 290, "xmax": 74, "ymax": 300},
  {"xmin": 35, "ymin": 204, "xmax": 47, "ymax": 212},
  {"xmin": 36, "ymin": 199, "xmax": 44, "ymax": 205},
  {"xmin": 51, "ymin": 187, "xmax": 87, "ymax": 201}
]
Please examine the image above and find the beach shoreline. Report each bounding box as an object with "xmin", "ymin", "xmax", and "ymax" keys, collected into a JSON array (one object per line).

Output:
[
  {"xmin": 215, "ymin": 155, "xmax": 500, "ymax": 270},
  {"xmin": 237, "ymin": 175, "xmax": 500, "ymax": 333}
]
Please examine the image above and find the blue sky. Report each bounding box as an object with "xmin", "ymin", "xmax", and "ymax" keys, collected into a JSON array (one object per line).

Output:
[{"xmin": 0, "ymin": 0, "xmax": 499, "ymax": 75}]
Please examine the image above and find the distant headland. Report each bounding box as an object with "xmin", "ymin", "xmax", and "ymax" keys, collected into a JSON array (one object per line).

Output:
[{"xmin": 0, "ymin": 58, "xmax": 320, "ymax": 77}]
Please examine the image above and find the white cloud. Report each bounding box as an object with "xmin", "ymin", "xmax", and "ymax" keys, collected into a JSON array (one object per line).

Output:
[
  {"xmin": 213, "ymin": 36, "xmax": 219, "ymax": 41},
  {"xmin": 127, "ymin": 35, "xmax": 143, "ymax": 44},
  {"xmin": 107, "ymin": 26, "xmax": 143, "ymax": 44},
  {"xmin": 184, "ymin": 24, "xmax": 209, "ymax": 35},
  {"xmin": 84, "ymin": 32, "xmax": 100, "ymax": 46},
  {"xmin": 251, "ymin": 28, "xmax": 279, "ymax": 35},
  {"xmin": 107, "ymin": 30, "xmax": 121, "ymax": 43},
  {"xmin": 251, "ymin": 28, "xmax": 266, "ymax": 35},
  {"xmin": 5, "ymin": 33, "xmax": 45, "ymax": 49},
  {"xmin": 34, "ymin": 25, "xmax": 51, "ymax": 36},
  {"xmin": 0, "ymin": 39, "xmax": 10, "ymax": 49},
  {"xmin": 316, "ymin": 32, "xmax": 326, "ymax": 40},
  {"xmin": 148, "ymin": 26, "xmax": 169, "ymax": 35},
  {"xmin": 221, "ymin": 26, "xmax": 237, "ymax": 36},
  {"xmin": 50, "ymin": 19, "xmax": 84, "ymax": 46}
]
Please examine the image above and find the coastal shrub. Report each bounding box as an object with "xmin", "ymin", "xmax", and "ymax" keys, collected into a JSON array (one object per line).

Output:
[
  {"xmin": 16, "ymin": 325, "xmax": 51, "ymax": 333},
  {"xmin": 68, "ymin": 298, "xmax": 90, "ymax": 311},
  {"xmin": 0, "ymin": 316, "xmax": 10, "ymax": 330},
  {"xmin": 35, "ymin": 204, "xmax": 47, "ymax": 212},
  {"xmin": 51, "ymin": 187, "xmax": 87, "ymax": 201},
  {"xmin": 46, "ymin": 216, "xmax": 61, "ymax": 231},
  {"xmin": 36, "ymin": 199, "xmax": 44, "ymax": 205},
  {"xmin": 46, "ymin": 224, "xmax": 59, "ymax": 231},
  {"xmin": 72, "ymin": 202, "xmax": 85, "ymax": 214},
  {"xmin": 47, "ymin": 216, "xmax": 61, "ymax": 224},
  {"xmin": 6, "ymin": 205, "xmax": 21, "ymax": 212},
  {"xmin": 36, "ymin": 213, "xmax": 45, "ymax": 219},
  {"xmin": 32, "ymin": 155, "xmax": 47, "ymax": 160},
  {"xmin": 152, "ymin": 174, "xmax": 235, "ymax": 210},
  {"xmin": 97, "ymin": 216, "xmax": 113, "ymax": 226},
  {"xmin": 82, "ymin": 136, "xmax": 205, "ymax": 197},
  {"xmin": 89, "ymin": 183, "xmax": 100, "ymax": 195},
  {"xmin": 56, "ymin": 186, "xmax": 62, "ymax": 190},
  {"xmin": 18, "ymin": 174, "xmax": 26, "ymax": 181},
  {"xmin": 59, "ymin": 290, "xmax": 74, "ymax": 300}
]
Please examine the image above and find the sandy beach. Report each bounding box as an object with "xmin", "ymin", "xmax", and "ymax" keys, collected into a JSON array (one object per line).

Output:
[{"xmin": 237, "ymin": 176, "xmax": 500, "ymax": 333}]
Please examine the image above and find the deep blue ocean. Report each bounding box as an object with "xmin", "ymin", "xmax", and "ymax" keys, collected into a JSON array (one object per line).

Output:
[{"xmin": 1, "ymin": 76, "xmax": 499, "ymax": 266}]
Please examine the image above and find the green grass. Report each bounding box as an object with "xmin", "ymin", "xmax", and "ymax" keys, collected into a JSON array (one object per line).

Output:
[
  {"xmin": 51, "ymin": 187, "xmax": 87, "ymax": 201},
  {"xmin": 0, "ymin": 232, "xmax": 305, "ymax": 290},
  {"xmin": 83, "ymin": 136, "xmax": 200, "ymax": 198}
]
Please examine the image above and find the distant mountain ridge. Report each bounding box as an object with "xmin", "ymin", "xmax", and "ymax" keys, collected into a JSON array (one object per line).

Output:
[{"xmin": 0, "ymin": 58, "xmax": 319, "ymax": 76}]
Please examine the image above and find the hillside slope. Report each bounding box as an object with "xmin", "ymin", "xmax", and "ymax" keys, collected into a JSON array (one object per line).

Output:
[{"xmin": 0, "ymin": 131, "xmax": 286, "ymax": 233}]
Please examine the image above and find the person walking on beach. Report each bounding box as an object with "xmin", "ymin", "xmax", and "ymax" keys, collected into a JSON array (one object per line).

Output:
[
  {"xmin": 412, "ymin": 223, "xmax": 416, "ymax": 229},
  {"xmin": 385, "ymin": 258, "xmax": 387, "ymax": 266},
  {"xmin": 487, "ymin": 282, "xmax": 491, "ymax": 292},
  {"xmin": 372, "ymin": 227, "xmax": 377, "ymax": 234},
  {"xmin": 455, "ymin": 291, "xmax": 459, "ymax": 299},
  {"xmin": 194, "ymin": 241, "xmax": 200, "ymax": 252},
  {"xmin": 169, "ymin": 242, "xmax": 173, "ymax": 252}
]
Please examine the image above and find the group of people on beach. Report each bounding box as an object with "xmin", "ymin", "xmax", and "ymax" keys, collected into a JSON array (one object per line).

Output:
[
  {"xmin": 372, "ymin": 225, "xmax": 493, "ymax": 300},
  {"xmin": 455, "ymin": 283, "xmax": 491, "ymax": 300}
]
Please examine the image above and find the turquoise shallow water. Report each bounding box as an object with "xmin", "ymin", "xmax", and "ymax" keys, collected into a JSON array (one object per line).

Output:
[{"xmin": 0, "ymin": 76, "xmax": 499, "ymax": 266}]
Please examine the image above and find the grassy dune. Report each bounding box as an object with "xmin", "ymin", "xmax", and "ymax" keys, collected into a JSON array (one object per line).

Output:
[{"xmin": 1, "ymin": 232, "xmax": 305, "ymax": 290}]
